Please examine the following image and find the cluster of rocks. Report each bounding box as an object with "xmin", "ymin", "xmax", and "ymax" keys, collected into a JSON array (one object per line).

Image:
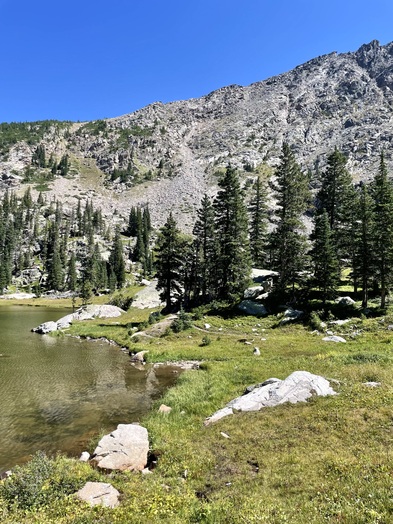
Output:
[
  {"xmin": 75, "ymin": 423, "xmax": 150, "ymax": 508},
  {"xmin": 75, "ymin": 369, "xmax": 338, "ymax": 508},
  {"xmin": 32, "ymin": 304, "xmax": 124, "ymax": 334}
]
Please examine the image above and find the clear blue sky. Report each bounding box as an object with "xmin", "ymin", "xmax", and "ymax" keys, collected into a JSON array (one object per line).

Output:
[{"xmin": 1, "ymin": 0, "xmax": 393, "ymax": 123}]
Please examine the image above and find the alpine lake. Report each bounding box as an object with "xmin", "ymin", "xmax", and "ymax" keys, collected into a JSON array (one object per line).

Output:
[{"xmin": 0, "ymin": 306, "xmax": 178, "ymax": 473}]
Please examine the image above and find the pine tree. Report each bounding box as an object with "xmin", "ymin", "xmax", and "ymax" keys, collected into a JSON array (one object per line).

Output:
[
  {"xmin": 316, "ymin": 149, "xmax": 356, "ymax": 262},
  {"xmin": 249, "ymin": 176, "xmax": 268, "ymax": 268},
  {"xmin": 31, "ymin": 144, "xmax": 46, "ymax": 167},
  {"xmin": 370, "ymin": 152, "xmax": 393, "ymax": 308},
  {"xmin": 354, "ymin": 183, "xmax": 375, "ymax": 308},
  {"xmin": 133, "ymin": 209, "xmax": 144, "ymax": 262},
  {"xmin": 155, "ymin": 212, "xmax": 184, "ymax": 310},
  {"xmin": 58, "ymin": 154, "xmax": 69, "ymax": 176},
  {"xmin": 270, "ymin": 143, "xmax": 310, "ymax": 294},
  {"xmin": 310, "ymin": 210, "xmax": 339, "ymax": 303},
  {"xmin": 66, "ymin": 252, "xmax": 78, "ymax": 292},
  {"xmin": 128, "ymin": 207, "xmax": 138, "ymax": 236},
  {"xmin": 214, "ymin": 166, "xmax": 251, "ymax": 301},
  {"xmin": 109, "ymin": 228, "xmax": 125, "ymax": 288},
  {"xmin": 192, "ymin": 194, "xmax": 217, "ymax": 303}
]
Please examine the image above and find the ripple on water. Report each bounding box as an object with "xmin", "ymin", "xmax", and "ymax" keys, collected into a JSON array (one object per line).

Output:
[{"xmin": 0, "ymin": 306, "xmax": 179, "ymax": 473}]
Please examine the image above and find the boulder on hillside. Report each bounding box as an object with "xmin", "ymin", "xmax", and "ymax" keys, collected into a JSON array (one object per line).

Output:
[
  {"xmin": 243, "ymin": 286, "xmax": 266, "ymax": 300},
  {"xmin": 92, "ymin": 423, "xmax": 149, "ymax": 471},
  {"xmin": 131, "ymin": 279, "xmax": 165, "ymax": 309},
  {"xmin": 204, "ymin": 371, "xmax": 336, "ymax": 425},
  {"xmin": 336, "ymin": 296, "xmax": 356, "ymax": 306},
  {"xmin": 280, "ymin": 307, "xmax": 304, "ymax": 324},
  {"xmin": 237, "ymin": 300, "xmax": 268, "ymax": 316},
  {"xmin": 75, "ymin": 482, "xmax": 120, "ymax": 508}
]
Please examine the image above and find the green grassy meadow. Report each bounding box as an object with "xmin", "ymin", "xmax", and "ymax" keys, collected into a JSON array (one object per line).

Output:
[{"xmin": 1, "ymin": 301, "xmax": 393, "ymax": 523}]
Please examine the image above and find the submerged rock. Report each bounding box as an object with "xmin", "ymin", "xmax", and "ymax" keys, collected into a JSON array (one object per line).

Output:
[
  {"xmin": 93, "ymin": 423, "xmax": 149, "ymax": 471},
  {"xmin": 204, "ymin": 371, "xmax": 336, "ymax": 425}
]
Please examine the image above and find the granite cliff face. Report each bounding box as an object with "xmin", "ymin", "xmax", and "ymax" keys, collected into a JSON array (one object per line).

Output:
[{"xmin": 2, "ymin": 39, "xmax": 393, "ymax": 228}]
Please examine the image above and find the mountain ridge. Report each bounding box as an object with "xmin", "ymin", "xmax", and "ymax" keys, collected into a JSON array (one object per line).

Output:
[{"xmin": 2, "ymin": 39, "xmax": 393, "ymax": 228}]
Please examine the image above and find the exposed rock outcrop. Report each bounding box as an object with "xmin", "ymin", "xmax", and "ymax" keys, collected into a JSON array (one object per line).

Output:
[
  {"xmin": 204, "ymin": 371, "xmax": 336, "ymax": 425},
  {"xmin": 2, "ymin": 41, "xmax": 393, "ymax": 229},
  {"xmin": 32, "ymin": 304, "xmax": 124, "ymax": 334},
  {"xmin": 131, "ymin": 279, "xmax": 164, "ymax": 309}
]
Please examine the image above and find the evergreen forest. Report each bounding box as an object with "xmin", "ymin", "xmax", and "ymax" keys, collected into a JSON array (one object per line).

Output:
[{"xmin": 1, "ymin": 143, "xmax": 393, "ymax": 313}]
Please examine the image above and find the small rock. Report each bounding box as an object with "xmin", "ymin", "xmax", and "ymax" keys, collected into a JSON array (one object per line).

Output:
[
  {"xmin": 75, "ymin": 482, "xmax": 120, "ymax": 508},
  {"xmin": 220, "ymin": 432, "xmax": 230, "ymax": 439},
  {"xmin": 363, "ymin": 381, "xmax": 381, "ymax": 387},
  {"xmin": 323, "ymin": 335, "xmax": 347, "ymax": 343},
  {"xmin": 79, "ymin": 451, "xmax": 90, "ymax": 462},
  {"xmin": 131, "ymin": 350, "xmax": 149, "ymax": 362},
  {"xmin": 141, "ymin": 468, "xmax": 153, "ymax": 475},
  {"xmin": 253, "ymin": 347, "xmax": 261, "ymax": 356},
  {"xmin": 158, "ymin": 404, "xmax": 172, "ymax": 414},
  {"xmin": 204, "ymin": 323, "xmax": 211, "ymax": 330},
  {"xmin": 336, "ymin": 296, "xmax": 355, "ymax": 306},
  {"xmin": 330, "ymin": 319, "xmax": 350, "ymax": 326}
]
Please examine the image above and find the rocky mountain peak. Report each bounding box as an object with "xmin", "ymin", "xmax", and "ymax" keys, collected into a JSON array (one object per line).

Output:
[{"xmin": 2, "ymin": 40, "xmax": 393, "ymax": 229}]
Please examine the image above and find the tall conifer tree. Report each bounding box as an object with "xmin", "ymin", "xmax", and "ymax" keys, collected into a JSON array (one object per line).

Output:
[
  {"xmin": 249, "ymin": 176, "xmax": 268, "ymax": 268},
  {"xmin": 155, "ymin": 213, "xmax": 184, "ymax": 310},
  {"xmin": 371, "ymin": 152, "xmax": 393, "ymax": 308},
  {"xmin": 270, "ymin": 143, "xmax": 310, "ymax": 294},
  {"xmin": 214, "ymin": 166, "xmax": 251, "ymax": 301},
  {"xmin": 192, "ymin": 194, "xmax": 217, "ymax": 303},
  {"xmin": 310, "ymin": 210, "xmax": 339, "ymax": 303}
]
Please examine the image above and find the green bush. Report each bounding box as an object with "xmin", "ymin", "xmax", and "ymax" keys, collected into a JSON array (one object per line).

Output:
[
  {"xmin": 200, "ymin": 335, "xmax": 212, "ymax": 346},
  {"xmin": 0, "ymin": 452, "xmax": 98, "ymax": 511},
  {"xmin": 308, "ymin": 311, "xmax": 323, "ymax": 331},
  {"xmin": 172, "ymin": 308, "xmax": 193, "ymax": 333},
  {"xmin": 109, "ymin": 291, "xmax": 133, "ymax": 310}
]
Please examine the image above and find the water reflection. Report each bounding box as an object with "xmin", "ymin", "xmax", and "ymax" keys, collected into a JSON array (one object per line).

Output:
[{"xmin": 0, "ymin": 307, "xmax": 178, "ymax": 473}]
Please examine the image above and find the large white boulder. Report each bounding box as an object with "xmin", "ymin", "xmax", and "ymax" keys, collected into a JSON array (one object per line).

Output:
[
  {"xmin": 93, "ymin": 424, "xmax": 149, "ymax": 471},
  {"xmin": 205, "ymin": 371, "xmax": 336, "ymax": 425},
  {"xmin": 32, "ymin": 304, "xmax": 124, "ymax": 334}
]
